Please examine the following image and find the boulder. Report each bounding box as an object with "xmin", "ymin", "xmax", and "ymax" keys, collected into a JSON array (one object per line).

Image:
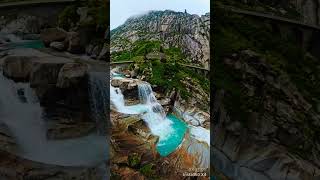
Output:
[
  {"xmin": 2, "ymin": 55, "xmax": 36, "ymax": 81},
  {"xmin": 56, "ymin": 63, "xmax": 88, "ymax": 88},
  {"xmin": 98, "ymin": 43, "xmax": 108, "ymax": 60},
  {"xmin": 0, "ymin": 123, "xmax": 16, "ymax": 153},
  {"xmin": 49, "ymin": 41, "xmax": 65, "ymax": 51},
  {"xmin": 40, "ymin": 28, "xmax": 67, "ymax": 47},
  {"xmin": 47, "ymin": 119, "xmax": 95, "ymax": 140},
  {"xmin": 67, "ymin": 32, "xmax": 83, "ymax": 54},
  {"xmin": 90, "ymin": 45, "xmax": 102, "ymax": 59},
  {"xmin": 29, "ymin": 58, "xmax": 71, "ymax": 87}
]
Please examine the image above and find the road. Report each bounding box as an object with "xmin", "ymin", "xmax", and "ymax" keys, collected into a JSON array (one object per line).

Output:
[{"xmin": 0, "ymin": 0, "xmax": 77, "ymax": 8}]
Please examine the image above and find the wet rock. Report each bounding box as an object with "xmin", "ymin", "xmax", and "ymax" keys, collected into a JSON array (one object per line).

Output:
[
  {"xmin": 40, "ymin": 28, "xmax": 67, "ymax": 47},
  {"xmin": 2, "ymin": 55, "xmax": 36, "ymax": 81},
  {"xmin": 116, "ymin": 167, "xmax": 145, "ymax": 180},
  {"xmin": 56, "ymin": 63, "xmax": 88, "ymax": 88},
  {"xmin": 67, "ymin": 32, "xmax": 84, "ymax": 54},
  {"xmin": 90, "ymin": 45, "xmax": 102, "ymax": 59},
  {"xmin": 49, "ymin": 41, "xmax": 65, "ymax": 51},
  {"xmin": 29, "ymin": 57, "xmax": 71, "ymax": 87},
  {"xmin": 47, "ymin": 119, "xmax": 95, "ymax": 140},
  {"xmin": 98, "ymin": 43, "xmax": 109, "ymax": 60},
  {"xmin": 0, "ymin": 150, "xmax": 105, "ymax": 180},
  {"xmin": 0, "ymin": 124, "xmax": 16, "ymax": 153}
]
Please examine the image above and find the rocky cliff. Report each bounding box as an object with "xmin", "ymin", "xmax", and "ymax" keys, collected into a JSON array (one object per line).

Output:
[
  {"xmin": 111, "ymin": 10, "xmax": 210, "ymax": 68},
  {"xmin": 213, "ymin": 3, "xmax": 320, "ymax": 179}
]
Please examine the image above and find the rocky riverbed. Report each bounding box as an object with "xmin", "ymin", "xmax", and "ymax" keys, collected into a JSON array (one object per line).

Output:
[
  {"xmin": 109, "ymin": 70, "xmax": 210, "ymax": 179},
  {"xmin": 0, "ymin": 47, "xmax": 109, "ymax": 179}
]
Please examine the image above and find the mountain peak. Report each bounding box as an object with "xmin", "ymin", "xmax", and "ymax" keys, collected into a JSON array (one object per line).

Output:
[{"xmin": 111, "ymin": 10, "xmax": 210, "ymax": 68}]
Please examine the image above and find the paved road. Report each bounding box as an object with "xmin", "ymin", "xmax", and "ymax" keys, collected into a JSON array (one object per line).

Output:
[
  {"xmin": 220, "ymin": 5, "xmax": 320, "ymax": 30},
  {"xmin": 0, "ymin": 0, "xmax": 77, "ymax": 8}
]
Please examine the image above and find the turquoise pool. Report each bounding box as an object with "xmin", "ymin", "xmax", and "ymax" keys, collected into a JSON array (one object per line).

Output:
[
  {"xmin": 7, "ymin": 40, "xmax": 44, "ymax": 49},
  {"xmin": 156, "ymin": 114, "xmax": 187, "ymax": 157}
]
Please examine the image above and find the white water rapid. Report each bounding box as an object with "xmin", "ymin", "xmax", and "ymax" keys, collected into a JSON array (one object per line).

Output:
[
  {"xmin": 0, "ymin": 72, "xmax": 107, "ymax": 166},
  {"xmin": 110, "ymin": 74, "xmax": 173, "ymax": 141}
]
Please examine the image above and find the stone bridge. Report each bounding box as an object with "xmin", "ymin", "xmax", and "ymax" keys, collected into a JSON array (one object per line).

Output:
[
  {"xmin": 219, "ymin": 5, "xmax": 320, "ymax": 59},
  {"xmin": 111, "ymin": 60, "xmax": 210, "ymax": 78}
]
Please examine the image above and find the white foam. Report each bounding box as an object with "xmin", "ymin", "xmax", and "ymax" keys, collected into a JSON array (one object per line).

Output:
[{"xmin": 189, "ymin": 126, "xmax": 210, "ymax": 145}]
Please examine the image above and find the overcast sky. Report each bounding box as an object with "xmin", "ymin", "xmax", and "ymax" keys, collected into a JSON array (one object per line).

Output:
[{"xmin": 110, "ymin": 0, "xmax": 210, "ymax": 30}]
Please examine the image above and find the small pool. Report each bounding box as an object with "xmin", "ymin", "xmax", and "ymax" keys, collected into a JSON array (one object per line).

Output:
[
  {"xmin": 5, "ymin": 40, "xmax": 44, "ymax": 49},
  {"xmin": 156, "ymin": 114, "xmax": 187, "ymax": 157}
]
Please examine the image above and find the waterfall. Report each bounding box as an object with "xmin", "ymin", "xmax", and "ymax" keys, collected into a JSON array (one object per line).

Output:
[
  {"xmin": 110, "ymin": 85, "xmax": 148, "ymax": 114},
  {"xmin": 138, "ymin": 82, "xmax": 166, "ymax": 119},
  {"xmin": 137, "ymin": 82, "xmax": 173, "ymax": 140},
  {"xmin": 88, "ymin": 72, "xmax": 109, "ymax": 136},
  {"xmin": 0, "ymin": 72, "xmax": 108, "ymax": 166}
]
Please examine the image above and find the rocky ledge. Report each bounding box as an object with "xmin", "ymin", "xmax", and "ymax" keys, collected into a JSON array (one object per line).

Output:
[
  {"xmin": 110, "ymin": 111, "xmax": 209, "ymax": 179},
  {"xmin": 0, "ymin": 48, "xmax": 102, "ymax": 140},
  {"xmin": 0, "ymin": 149, "xmax": 106, "ymax": 180}
]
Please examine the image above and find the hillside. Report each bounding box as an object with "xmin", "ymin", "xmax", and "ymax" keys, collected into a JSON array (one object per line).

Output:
[{"xmin": 111, "ymin": 10, "xmax": 210, "ymax": 68}]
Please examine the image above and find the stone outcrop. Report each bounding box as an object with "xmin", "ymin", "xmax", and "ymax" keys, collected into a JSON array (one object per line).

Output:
[
  {"xmin": 1, "ymin": 49, "xmax": 97, "ymax": 140},
  {"xmin": 111, "ymin": 78, "xmax": 140, "ymax": 100},
  {"xmin": 57, "ymin": 62, "xmax": 88, "ymax": 88},
  {"xmin": 0, "ymin": 149, "xmax": 105, "ymax": 180},
  {"xmin": 0, "ymin": 15, "xmax": 43, "ymax": 34},
  {"xmin": 110, "ymin": 111, "xmax": 209, "ymax": 179},
  {"xmin": 40, "ymin": 28, "xmax": 67, "ymax": 47},
  {"xmin": 111, "ymin": 10, "xmax": 210, "ymax": 68},
  {"xmin": 50, "ymin": 41, "xmax": 65, "ymax": 51},
  {"xmin": 212, "ymin": 49, "xmax": 320, "ymax": 179}
]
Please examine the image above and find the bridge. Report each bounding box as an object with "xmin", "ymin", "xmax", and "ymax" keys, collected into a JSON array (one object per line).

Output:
[
  {"xmin": 218, "ymin": 4, "xmax": 320, "ymax": 59},
  {"xmin": 111, "ymin": 60, "xmax": 210, "ymax": 77},
  {"xmin": 0, "ymin": 0, "xmax": 79, "ymax": 8},
  {"xmin": 219, "ymin": 5, "xmax": 320, "ymax": 30}
]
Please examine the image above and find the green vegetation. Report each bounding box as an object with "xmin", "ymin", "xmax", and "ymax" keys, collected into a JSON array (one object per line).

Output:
[
  {"xmin": 139, "ymin": 164, "xmax": 156, "ymax": 178},
  {"xmin": 58, "ymin": 5, "xmax": 79, "ymax": 31},
  {"xmin": 112, "ymin": 40, "xmax": 209, "ymax": 100},
  {"xmin": 128, "ymin": 153, "xmax": 141, "ymax": 168},
  {"xmin": 58, "ymin": 0, "xmax": 108, "ymax": 32}
]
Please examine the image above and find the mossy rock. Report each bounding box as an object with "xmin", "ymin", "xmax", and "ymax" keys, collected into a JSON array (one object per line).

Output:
[
  {"xmin": 128, "ymin": 153, "xmax": 141, "ymax": 168},
  {"xmin": 139, "ymin": 163, "xmax": 156, "ymax": 178}
]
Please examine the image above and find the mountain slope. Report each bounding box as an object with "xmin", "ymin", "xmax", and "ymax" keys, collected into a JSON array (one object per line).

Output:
[{"xmin": 111, "ymin": 10, "xmax": 210, "ymax": 68}]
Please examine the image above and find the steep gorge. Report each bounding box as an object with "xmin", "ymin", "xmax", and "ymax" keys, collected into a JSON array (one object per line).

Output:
[{"xmin": 213, "ymin": 1, "xmax": 320, "ymax": 179}]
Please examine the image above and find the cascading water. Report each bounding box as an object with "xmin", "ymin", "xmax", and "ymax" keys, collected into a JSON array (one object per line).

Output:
[
  {"xmin": 0, "ymin": 72, "xmax": 108, "ymax": 166},
  {"xmin": 110, "ymin": 76, "xmax": 187, "ymax": 156},
  {"xmin": 88, "ymin": 72, "xmax": 109, "ymax": 136},
  {"xmin": 137, "ymin": 83, "xmax": 175, "ymax": 142},
  {"xmin": 138, "ymin": 83, "xmax": 166, "ymax": 119}
]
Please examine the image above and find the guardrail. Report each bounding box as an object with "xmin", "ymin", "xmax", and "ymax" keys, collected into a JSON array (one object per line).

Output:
[
  {"xmin": 0, "ymin": 0, "xmax": 79, "ymax": 8},
  {"xmin": 219, "ymin": 5, "xmax": 320, "ymax": 30}
]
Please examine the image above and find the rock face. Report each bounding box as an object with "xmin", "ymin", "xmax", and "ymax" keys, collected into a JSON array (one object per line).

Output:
[
  {"xmin": 111, "ymin": 78, "xmax": 140, "ymax": 100},
  {"xmin": 0, "ymin": 15, "xmax": 43, "ymax": 34},
  {"xmin": 111, "ymin": 10, "xmax": 210, "ymax": 68},
  {"xmin": 212, "ymin": 50, "xmax": 320, "ymax": 179},
  {"xmin": 110, "ymin": 111, "xmax": 209, "ymax": 179},
  {"xmin": 2, "ymin": 56, "xmax": 36, "ymax": 81},
  {"xmin": 50, "ymin": 41, "xmax": 66, "ymax": 51},
  {"xmin": 1, "ymin": 49, "xmax": 97, "ymax": 140},
  {"xmin": 40, "ymin": 28, "xmax": 67, "ymax": 47},
  {"xmin": 57, "ymin": 63, "xmax": 88, "ymax": 88},
  {"xmin": 0, "ymin": 149, "xmax": 105, "ymax": 180}
]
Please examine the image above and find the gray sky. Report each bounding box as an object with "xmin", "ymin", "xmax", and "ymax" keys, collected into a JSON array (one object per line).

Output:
[{"xmin": 111, "ymin": 0, "xmax": 210, "ymax": 30}]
